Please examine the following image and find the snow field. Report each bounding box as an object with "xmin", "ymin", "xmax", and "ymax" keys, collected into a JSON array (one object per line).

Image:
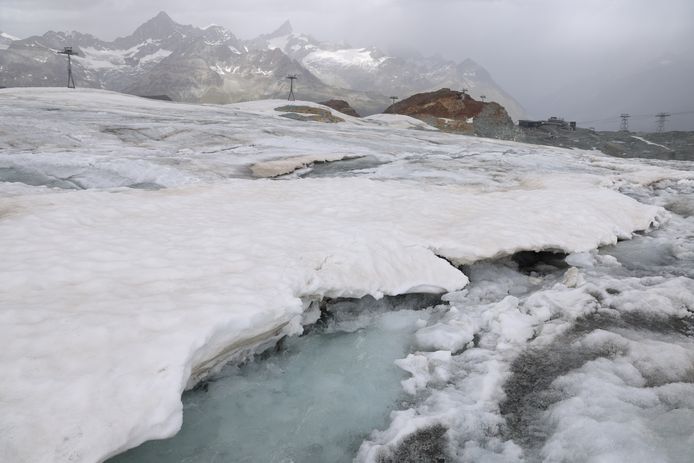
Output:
[
  {"xmin": 2, "ymin": 88, "xmax": 693, "ymax": 463},
  {"xmin": 0, "ymin": 177, "xmax": 661, "ymax": 463}
]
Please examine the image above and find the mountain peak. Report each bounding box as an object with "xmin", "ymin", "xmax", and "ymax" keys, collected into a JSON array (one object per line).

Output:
[
  {"xmin": 152, "ymin": 11, "xmax": 173, "ymax": 23},
  {"xmin": 271, "ymin": 20, "xmax": 293, "ymax": 37},
  {"xmin": 129, "ymin": 11, "xmax": 180, "ymax": 41},
  {"xmin": 140, "ymin": 11, "xmax": 177, "ymax": 31}
]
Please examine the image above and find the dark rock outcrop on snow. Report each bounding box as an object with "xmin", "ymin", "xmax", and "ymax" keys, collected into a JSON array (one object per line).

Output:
[
  {"xmin": 275, "ymin": 105, "xmax": 344, "ymax": 123},
  {"xmin": 319, "ymin": 99, "xmax": 361, "ymax": 117},
  {"xmin": 140, "ymin": 94, "xmax": 172, "ymax": 101},
  {"xmin": 384, "ymin": 88, "xmax": 514, "ymax": 138}
]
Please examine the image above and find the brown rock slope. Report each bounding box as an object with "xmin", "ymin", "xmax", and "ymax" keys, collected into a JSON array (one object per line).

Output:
[
  {"xmin": 319, "ymin": 99, "xmax": 361, "ymax": 118},
  {"xmin": 384, "ymin": 88, "xmax": 513, "ymax": 138}
]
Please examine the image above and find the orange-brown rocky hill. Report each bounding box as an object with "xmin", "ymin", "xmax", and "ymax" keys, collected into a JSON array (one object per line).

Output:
[{"xmin": 384, "ymin": 88, "xmax": 513, "ymax": 138}]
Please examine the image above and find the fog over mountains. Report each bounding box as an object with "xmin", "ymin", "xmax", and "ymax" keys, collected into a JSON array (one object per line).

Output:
[
  {"xmin": 539, "ymin": 51, "xmax": 694, "ymax": 131},
  {"xmin": 0, "ymin": 12, "xmax": 526, "ymax": 119}
]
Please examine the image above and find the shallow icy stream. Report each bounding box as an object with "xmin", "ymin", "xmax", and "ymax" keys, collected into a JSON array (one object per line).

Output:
[{"xmin": 111, "ymin": 301, "xmax": 434, "ymax": 463}]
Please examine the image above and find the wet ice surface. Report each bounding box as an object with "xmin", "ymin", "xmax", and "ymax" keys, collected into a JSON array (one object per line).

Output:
[
  {"xmin": 361, "ymin": 181, "xmax": 694, "ymax": 462},
  {"xmin": 603, "ymin": 185, "xmax": 694, "ymax": 279},
  {"xmin": 298, "ymin": 155, "xmax": 387, "ymax": 178},
  {"xmin": 111, "ymin": 301, "xmax": 432, "ymax": 463}
]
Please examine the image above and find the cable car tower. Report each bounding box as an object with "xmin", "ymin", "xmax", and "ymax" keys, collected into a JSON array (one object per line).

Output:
[
  {"xmin": 389, "ymin": 96, "xmax": 398, "ymax": 106},
  {"xmin": 58, "ymin": 46, "xmax": 78, "ymax": 88},
  {"xmin": 655, "ymin": 112, "xmax": 670, "ymax": 133},
  {"xmin": 286, "ymin": 74, "xmax": 298, "ymax": 101}
]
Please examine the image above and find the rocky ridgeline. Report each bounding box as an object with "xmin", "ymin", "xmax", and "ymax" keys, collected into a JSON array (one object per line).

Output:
[
  {"xmin": 384, "ymin": 88, "xmax": 514, "ymax": 138},
  {"xmin": 516, "ymin": 124, "xmax": 694, "ymax": 161},
  {"xmin": 0, "ymin": 13, "xmax": 526, "ymax": 118}
]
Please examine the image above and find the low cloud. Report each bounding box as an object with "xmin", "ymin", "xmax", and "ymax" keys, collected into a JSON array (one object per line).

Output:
[{"xmin": 2, "ymin": 0, "xmax": 692, "ymax": 114}]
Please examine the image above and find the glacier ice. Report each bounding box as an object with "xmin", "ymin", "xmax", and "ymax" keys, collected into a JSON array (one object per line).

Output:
[
  {"xmin": 111, "ymin": 306, "xmax": 429, "ymax": 463},
  {"xmin": 1, "ymin": 88, "xmax": 693, "ymax": 463},
  {"xmin": 360, "ymin": 180, "xmax": 694, "ymax": 462}
]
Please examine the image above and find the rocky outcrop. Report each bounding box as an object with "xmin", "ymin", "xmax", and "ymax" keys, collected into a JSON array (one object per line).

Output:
[
  {"xmin": 319, "ymin": 99, "xmax": 361, "ymax": 117},
  {"xmin": 384, "ymin": 88, "xmax": 514, "ymax": 137},
  {"xmin": 140, "ymin": 94, "xmax": 172, "ymax": 101},
  {"xmin": 515, "ymin": 124, "xmax": 694, "ymax": 161},
  {"xmin": 275, "ymin": 105, "xmax": 344, "ymax": 123}
]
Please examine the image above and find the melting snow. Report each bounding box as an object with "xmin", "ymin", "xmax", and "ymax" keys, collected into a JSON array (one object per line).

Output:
[
  {"xmin": 0, "ymin": 88, "xmax": 692, "ymax": 463},
  {"xmin": 632, "ymin": 135, "xmax": 674, "ymax": 151}
]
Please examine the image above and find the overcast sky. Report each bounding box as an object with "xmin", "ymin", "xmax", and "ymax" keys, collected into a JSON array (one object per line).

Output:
[{"xmin": 2, "ymin": 0, "xmax": 693, "ymax": 115}]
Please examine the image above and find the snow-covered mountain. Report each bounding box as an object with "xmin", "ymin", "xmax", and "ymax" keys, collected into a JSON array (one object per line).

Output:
[
  {"xmin": 0, "ymin": 13, "xmax": 240, "ymax": 94},
  {"xmin": 250, "ymin": 21, "xmax": 526, "ymax": 120},
  {"xmin": 0, "ymin": 13, "xmax": 525, "ymax": 118},
  {"xmin": 0, "ymin": 32, "xmax": 18, "ymax": 50}
]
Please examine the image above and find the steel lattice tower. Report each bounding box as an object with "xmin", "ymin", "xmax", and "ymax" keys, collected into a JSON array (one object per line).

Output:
[
  {"xmin": 655, "ymin": 113, "xmax": 670, "ymax": 133},
  {"xmin": 619, "ymin": 113, "xmax": 631, "ymax": 131},
  {"xmin": 286, "ymin": 75, "xmax": 298, "ymax": 101},
  {"xmin": 58, "ymin": 46, "xmax": 78, "ymax": 88},
  {"xmin": 389, "ymin": 96, "xmax": 398, "ymax": 106}
]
